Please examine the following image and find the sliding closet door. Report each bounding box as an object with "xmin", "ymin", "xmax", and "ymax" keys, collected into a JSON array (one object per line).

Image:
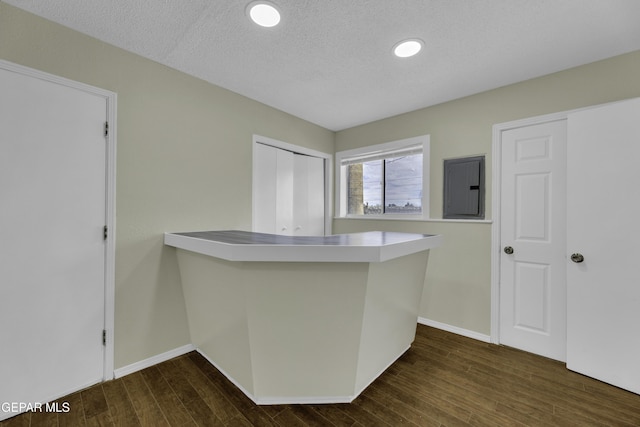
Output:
[
  {"xmin": 253, "ymin": 143, "xmax": 325, "ymax": 236},
  {"xmin": 293, "ymin": 154, "xmax": 325, "ymax": 236},
  {"xmin": 253, "ymin": 143, "xmax": 293, "ymax": 235}
]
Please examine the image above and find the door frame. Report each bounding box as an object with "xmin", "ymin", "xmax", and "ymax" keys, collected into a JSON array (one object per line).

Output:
[
  {"xmin": 252, "ymin": 134, "xmax": 333, "ymax": 235},
  {"xmin": 0, "ymin": 59, "xmax": 117, "ymax": 380},
  {"xmin": 490, "ymin": 110, "xmax": 570, "ymax": 345}
]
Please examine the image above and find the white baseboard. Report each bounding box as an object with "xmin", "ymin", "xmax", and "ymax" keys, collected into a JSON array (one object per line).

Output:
[
  {"xmin": 114, "ymin": 343, "xmax": 195, "ymax": 379},
  {"xmin": 418, "ymin": 317, "xmax": 491, "ymax": 343},
  {"xmin": 254, "ymin": 395, "xmax": 353, "ymax": 405}
]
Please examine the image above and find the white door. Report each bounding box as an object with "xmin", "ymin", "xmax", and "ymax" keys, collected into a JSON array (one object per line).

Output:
[
  {"xmin": 253, "ymin": 142, "xmax": 325, "ymax": 236},
  {"xmin": 253, "ymin": 142, "xmax": 293, "ymax": 235},
  {"xmin": 566, "ymin": 98, "xmax": 640, "ymax": 394},
  {"xmin": 499, "ymin": 120, "xmax": 567, "ymax": 361},
  {"xmin": 0, "ymin": 66, "xmax": 107, "ymax": 417},
  {"xmin": 293, "ymin": 154, "xmax": 324, "ymax": 236},
  {"xmin": 253, "ymin": 142, "xmax": 278, "ymax": 234}
]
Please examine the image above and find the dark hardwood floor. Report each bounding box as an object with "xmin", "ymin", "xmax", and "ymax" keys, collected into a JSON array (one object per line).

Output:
[{"xmin": 3, "ymin": 325, "xmax": 640, "ymax": 426}]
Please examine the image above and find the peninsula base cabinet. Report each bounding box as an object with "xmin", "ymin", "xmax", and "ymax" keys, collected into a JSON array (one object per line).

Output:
[{"xmin": 165, "ymin": 230, "xmax": 443, "ymax": 404}]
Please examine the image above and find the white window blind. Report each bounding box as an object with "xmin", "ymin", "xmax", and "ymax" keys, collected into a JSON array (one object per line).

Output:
[{"xmin": 339, "ymin": 144, "xmax": 423, "ymax": 166}]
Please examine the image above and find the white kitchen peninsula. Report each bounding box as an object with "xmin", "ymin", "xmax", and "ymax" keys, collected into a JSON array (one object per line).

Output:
[{"xmin": 164, "ymin": 230, "xmax": 442, "ymax": 404}]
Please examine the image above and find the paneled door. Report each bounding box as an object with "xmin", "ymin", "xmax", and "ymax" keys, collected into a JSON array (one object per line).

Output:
[
  {"xmin": 499, "ymin": 120, "xmax": 567, "ymax": 361},
  {"xmin": 0, "ymin": 64, "xmax": 109, "ymax": 420},
  {"xmin": 566, "ymin": 98, "xmax": 640, "ymax": 394}
]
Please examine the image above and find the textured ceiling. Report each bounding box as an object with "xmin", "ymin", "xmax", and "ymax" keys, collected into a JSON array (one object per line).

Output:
[{"xmin": 5, "ymin": 0, "xmax": 640, "ymax": 131}]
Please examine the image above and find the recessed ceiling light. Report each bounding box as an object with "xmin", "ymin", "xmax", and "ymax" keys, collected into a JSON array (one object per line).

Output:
[
  {"xmin": 393, "ymin": 39, "xmax": 424, "ymax": 58},
  {"xmin": 247, "ymin": 1, "xmax": 281, "ymax": 28}
]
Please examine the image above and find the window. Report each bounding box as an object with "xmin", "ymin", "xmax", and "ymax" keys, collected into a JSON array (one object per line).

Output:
[{"xmin": 335, "ymin": 135, "xmax": 429, "ymax": 218}]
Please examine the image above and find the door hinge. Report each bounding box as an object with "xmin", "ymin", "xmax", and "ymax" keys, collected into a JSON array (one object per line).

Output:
[
  {"xmin": 104, "ymin": 121, "xmax": 109, "ymax": 138},
  {"xmin": 102, "ymin": 329, "xmax": 107, "ymax": 346},
  {"xmin": 103, "ymin": 225, "xmax": 108, "ymax": 240}
]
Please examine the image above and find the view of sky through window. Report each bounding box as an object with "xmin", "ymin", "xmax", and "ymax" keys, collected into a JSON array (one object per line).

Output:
[{"xmin": 360, "ymin": 154, "xmax": 422, "ymax": 214}]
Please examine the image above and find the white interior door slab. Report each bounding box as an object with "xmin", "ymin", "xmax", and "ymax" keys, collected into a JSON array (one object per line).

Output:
[
  {"xmin": 253, "ymin": 142, "xmax": 280, "ymax": 234},
  {"xmin": 253, "ymin": 142, "xmax": 325, "ymax": 236},
  {"xmin": 567, "ymin": 98, "xmax": 640, "ymax": 394},
  {"xmin": 499, "ymin": 120, "xmax": 567, "ymax": 361},
  {"xmin": 0, "ymin": 66, "xmax": 107, "ymax": 418},
  {"xmin": 275, "ymin": 148, "xmax": 294, "ymax": 235},
  {"xmin": 293, "ymin": 154, "xmax": 325, "ymax": 236},
  {"xmin": 253, "ymin": 143, "xmax": 294, "ymax": 235}
]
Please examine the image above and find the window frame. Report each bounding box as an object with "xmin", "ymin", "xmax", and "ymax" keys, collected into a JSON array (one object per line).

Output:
[{"xmin": 335, "ymin": 135, "xmax": 430, "ymax": 219}]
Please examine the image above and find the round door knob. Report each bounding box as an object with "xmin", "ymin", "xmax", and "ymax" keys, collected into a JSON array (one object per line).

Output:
[
  {"xmin": 571, "ymin": 253, "xmax": 584, "ymax": 263},
  {"xmin": 504, "ymin": 246, "xmax": 514, "ymax": 255}
]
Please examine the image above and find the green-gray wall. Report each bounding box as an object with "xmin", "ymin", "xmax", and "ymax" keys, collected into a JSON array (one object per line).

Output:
[
  {"xmin": 0, "ymin": 3, "xmax": 334, "ymax": 369},
  {"xmin": 3, "ymin": 2, "xmax": 640, "ymax": 367},
  {"xmin": 334, "ymin": 49, "xmax": 640, "ymax": 335}
]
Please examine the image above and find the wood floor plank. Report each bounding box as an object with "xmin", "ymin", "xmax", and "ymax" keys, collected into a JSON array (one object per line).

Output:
[
  {"xmin": 28, "ymin": 408, "xmax": 57, "ymax": 427},
  {"xmin": 407, "ymin": 357, "xmax": 555, "ymax": 417},
  {"xmin": 495, "ymin": 402, "xmax": 607, "ymax": 427},
  {"xmin": 271, "ymin": 408, "xmax": 308, "ymax": 427},
  {"xmin": 366, "ymin": 380, "xmax": 453, "ymax": 427},
  {"xmin": 3, "ymin": 325, "xmax": 640, "ymax": 427},
  {"xmin": 583, "ymin": 377, "xmax": 640, "ymax": 407},
  {"xmin": 139, "ymin": 366, "xmax": 175, "ymax": 399},
  {"xmin": 186, "ymin": 356, "xmax": 279, "ymax": 427},
  {"xmin": 287, "ymin": 405, "xmax": 337, "ymax": 427},
  {"xmin": 102, "ymin": 380, "xmax": 140, "ymax": 427},
  {"xmin": 80, "ymin": 385, "xmax": 109, "ymax": 419},
  {"xmin": 231, "ymin": 407, "xmax": 279, "ymax": 427},
  {"xmin": 351, "ymin": 394, "xmax": 422, "ymax": 426},
  {"xmin": 385, "ymin": 370, "xmax": 491, "ymax": 422},
  {"xmin": 121, "ymin": 372, "xmax": 159, "ymax": 412},
  {"xmin": 520, "ymin": 372, "xmax": 640, "ymax": 426},
  {"xmin": 156, "ymin": 361, "xmax": 202, "ymax": 405},
  {"xmin": 106, "ymin": 402, "xmax": 141, "ymax": 427},
  {"xmin": 335, "ymin": 402, "xmax": 390, "ymax": 427},
  {"xmin": 180, "ymin": 395, "xmax": 225, "ymax": 427},
  {"xmin": 0, "ymin": 414, "xmax": 30, "ymax": 427},
  {"xmin": 306, "ymin": 405, "xmax": 358, "ymax": 427},
  {"xmin": 57, "ymin": 391, "xmax": 86, "ymax": 427},
  {"xmin": 139, "ymin": 366, "xmax": 194, "ymax": 426},
  {"xmin": 223, "ymin": 415, "xmax": 254, "ymax": 427},
  {"xmin": 120, "ymin": 372, "xmax": 174, "ymax": 426},
  {"xmin": 133, "ymin": 405, "xmax": 170, "ymax": 427},
  {"xmin": 172, "ymin": 357, "xmax": 242, "ymax": 424},
  {"xmin": 84, "ymin": 410, "xmax": 113, "ymax": 427}
]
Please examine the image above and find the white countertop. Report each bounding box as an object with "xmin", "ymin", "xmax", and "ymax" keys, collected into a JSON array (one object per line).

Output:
[{"xmin": 164, "ymin": 230, "xmax": 442, "ymax": 262}]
